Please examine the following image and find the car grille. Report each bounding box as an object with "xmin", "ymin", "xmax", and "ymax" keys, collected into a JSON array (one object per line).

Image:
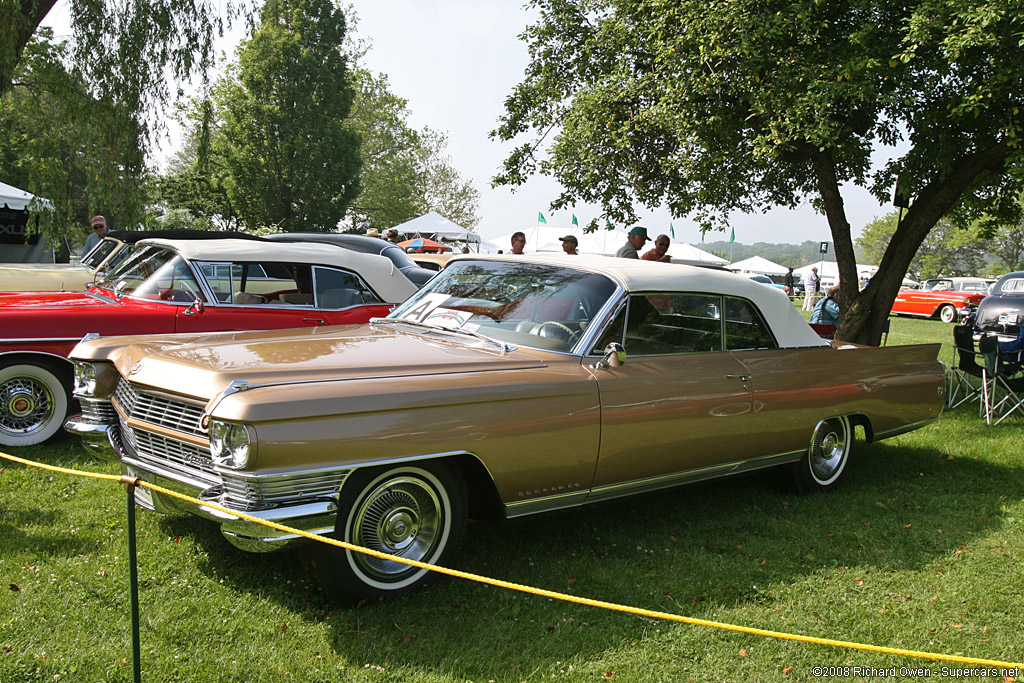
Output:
[
  {"xmin": 113, "ymin": 378, "xmax": 347, "ymax": 510},
  {"xmin": 79, "ymin": 397, "xmax": 116, "ymax": 423},
  {"xmin": 115, "ymin": 378, "xmax": 206, "ymax": 437}
]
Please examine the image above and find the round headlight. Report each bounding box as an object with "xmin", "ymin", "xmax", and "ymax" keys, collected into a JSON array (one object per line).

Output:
[
  {"xmin": 209, "ymin": 420, "xmax": 251, "ymax": 469},
  {"xmin": 73, "ymin": 361, "xmax": 97, "ymax": 396}
]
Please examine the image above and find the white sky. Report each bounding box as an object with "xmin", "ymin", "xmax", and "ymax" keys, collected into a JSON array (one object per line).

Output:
[{"xmin": 44, "ymin": 0, "xmax": 899, "ymax": 246}]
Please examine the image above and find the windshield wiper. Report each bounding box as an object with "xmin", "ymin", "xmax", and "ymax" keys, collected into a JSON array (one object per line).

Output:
[{"xmin": 370, "ymin": 317, "xmax": 514, "ymax": 352}]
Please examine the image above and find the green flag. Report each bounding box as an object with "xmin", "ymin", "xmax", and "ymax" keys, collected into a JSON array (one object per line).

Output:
[
  {"xmin": 538, "ymin": 212, "xmax": 547, "ymax": 224},
  {"xmin": 670, "ymin": 222, "xmax": 675, "ymax": 239},
  {"xmin": 572, "ymin": 214, "xmax": 578, "ymax": 227},
  {"xmin": 605, "ymin": 217, "xmax": 613, "ymax": 230},
  {"xmin": 729, "ymin": 228, "xmax": 735, "ymax": 244},
  {"xmin": 700, "ymin": 230, "xmax": 705, "ymax": 243}
]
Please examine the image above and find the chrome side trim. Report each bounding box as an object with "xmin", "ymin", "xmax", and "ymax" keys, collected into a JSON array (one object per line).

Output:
[
  {"xmin": 503, "ymin": 451, "xmax": 803, "ymax": 518},
  {"xmin": 0, "ymin": 339, "xmax": 81, "ymax": 345},
  {"xmin": 504, "ymin": 491, "xmax": 591, "ymax": 518},
  {"xmin": 586, "ymin": 451, "xmax": 802, "ymax": 505}
]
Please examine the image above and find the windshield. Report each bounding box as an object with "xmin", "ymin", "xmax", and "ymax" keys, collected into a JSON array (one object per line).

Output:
[
  {"xmin": 98, "ymin": 245, "xmax": 204, "ymax": 302},
  {"xmin": 80, "ymin": 237, "xmax": 120, "ymax": 268},
  {"xmin": 386, "ymin": 260, "xmax": 618, "ymax": 352},
  {"xmin": 923, "ymin": 279, "xmax": 953, "ymax": 292}
]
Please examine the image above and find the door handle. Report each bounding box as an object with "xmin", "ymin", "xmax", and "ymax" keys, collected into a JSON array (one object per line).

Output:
[
  {"xmin": 726, "ymin": 374, "xmax": 751, "ymax": 382},
  {"xmin": 303, "ymin": 317, "xmax": 326, "ymax": 325}
]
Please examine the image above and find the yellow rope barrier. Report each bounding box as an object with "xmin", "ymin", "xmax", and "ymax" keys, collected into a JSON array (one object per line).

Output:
[{"xmin": 3, "ymin": 450, "xmax": 1022, "ymax": 670}]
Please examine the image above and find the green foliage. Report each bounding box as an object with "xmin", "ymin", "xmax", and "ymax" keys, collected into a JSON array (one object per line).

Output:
[
  {"xmin": 343, "ymin": 69, "xmax": 424, "ymax": 231},
  {"xmin": 494, "ymin": 0, "xmax": 1024, "ymax": 344},
  {"xmin": 160, "ymin": 10, "xmax": 481, "ymax": 235},
  {"xmin": 857, "ymin": 212, "xmax": 990, "ymax": 279},
  {"xmin": 0, "ymin": 30, "xmax": 148, "ymax": 250},
  {"xmin": 416, "ymin": 130, "xmax": 481, "ymax": 231},
  {"xmin": 218, "ymin": 0, "xmax": 361, "ymax": 231}
]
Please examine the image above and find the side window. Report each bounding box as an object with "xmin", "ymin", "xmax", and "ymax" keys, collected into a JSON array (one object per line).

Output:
[
  {"xmin": 619, "ymin": 293, "xmax": 722, "ymax": 356},
  {"xmin": 724, "ymin": 297, "xmax": 776, "ymax": 350},
  {"xmin": 312, "ymin": 266, "xmax": 382, "ymax": 308}
]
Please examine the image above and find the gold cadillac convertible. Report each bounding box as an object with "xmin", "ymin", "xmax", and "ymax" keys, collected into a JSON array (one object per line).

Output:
[{"xmin": 66, "ymin": 254, "xmax": 946, "ymax": 600}]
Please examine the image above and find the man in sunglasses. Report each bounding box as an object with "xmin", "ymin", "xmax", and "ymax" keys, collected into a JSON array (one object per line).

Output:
[
  {"xmin": 83, "ymin": 215, "xmax": 108, "ymax": 254},
  {"xmin": 642, "ymin": 234, "xmax": 672, "ymax": 262}
]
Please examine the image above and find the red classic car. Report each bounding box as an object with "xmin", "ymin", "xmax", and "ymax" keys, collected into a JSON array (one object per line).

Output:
[
  {"xmin": 0, "ymin": 237, "xmax": 418, "ymax": 447},
  {"xmin": 890, "ymin": 277, "xmax": 994, "ymax": 323}
]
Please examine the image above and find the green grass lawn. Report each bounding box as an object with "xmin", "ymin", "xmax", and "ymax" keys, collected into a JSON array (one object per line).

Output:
[{"xmin": 2, "ymin": 316, "xmax": 1022, "ymax": 682}]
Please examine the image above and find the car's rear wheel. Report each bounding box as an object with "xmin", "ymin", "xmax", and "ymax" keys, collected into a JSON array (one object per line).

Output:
[
  {"xmin": 0, "ymin": 361, "xmax": 70, "ymax": 447},
  {"xmin": 792, "ymin": 416, "xmax": 851, "ymax": 493},
  {"xmin": 314, "ymin": 461, "xmax": 467, "ymax": 601},
  {"xmin": 938, "ymin": 304, "xmax": 957, "ymax": 323}
]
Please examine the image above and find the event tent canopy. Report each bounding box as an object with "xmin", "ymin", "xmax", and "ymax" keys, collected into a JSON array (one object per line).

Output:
[
  {"xmin": 729, "ymin": 255, "xmax": 788, "ymax": 276},
  {"xmin": 391, "ymin": 211, "xmax": 480, "ymax": 244},
  {"xmin": 1, "ymin": 181, "xmax": 51, "ymax": 211}
]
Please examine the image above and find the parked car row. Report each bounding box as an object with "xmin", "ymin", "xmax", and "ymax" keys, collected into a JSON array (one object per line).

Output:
[
  {"xmin": 0, "ymin": 233, "xmax": 952, "ymax": 601},
  {"xmin": 0, "ymin": 236, "xmax": 420, "ymax": 447}
]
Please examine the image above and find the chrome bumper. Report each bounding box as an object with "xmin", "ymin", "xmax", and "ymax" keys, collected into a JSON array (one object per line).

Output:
[{"xmin": 64, "ymin": 414, "xmax": 339, "ymax": 552}]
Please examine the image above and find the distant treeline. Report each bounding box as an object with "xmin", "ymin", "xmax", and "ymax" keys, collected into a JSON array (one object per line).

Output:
[{"xmin": 696, "ymin": 240, "xmax": 865, "ymax": 268}]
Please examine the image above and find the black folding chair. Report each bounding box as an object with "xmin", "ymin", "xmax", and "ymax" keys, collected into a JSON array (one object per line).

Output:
[
  {"xmin": 982, "ymin": 333, "xmax": 1024, "ymax": 425},
  {"xmin": 948, "ymin": 325, "xmax": 987, "ymax": 412}
]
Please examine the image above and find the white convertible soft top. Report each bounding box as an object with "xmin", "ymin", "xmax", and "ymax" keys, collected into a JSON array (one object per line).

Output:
[
  {"xmin": 450, "ymin": 253, "xmax": 828, "ymax": 348},
  {"xmin": 139, "ymin": 238, "xmax": 418, "ymax": 304}
]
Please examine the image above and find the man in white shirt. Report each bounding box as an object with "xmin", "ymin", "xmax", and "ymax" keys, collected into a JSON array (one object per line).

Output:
[{"xmin": 802, "ymin": 267, "xmax": 820, "ymax": 311}]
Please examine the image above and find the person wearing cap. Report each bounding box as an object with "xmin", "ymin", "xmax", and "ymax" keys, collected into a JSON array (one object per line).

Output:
[
  {"xmin": 642, "ymin": 234, "xmax": 672, "ymax": 262},
  {"xmin": 560, "ymin": 234, "xmax": 578, "ymax": 255},
  {"xmin": 615, "ymin": 226, "xmax": 650, "ymax": 259},
  {"xmin": 510, "ymin": 231, "xmax": 526, "ymax": 255},
  {"xmin": 386, "ymin": 229, "xmax": 401, "ymax": 243},
  {"xmin": 84, "ymin": 215, "xmax": 108, "ymax": 254}
]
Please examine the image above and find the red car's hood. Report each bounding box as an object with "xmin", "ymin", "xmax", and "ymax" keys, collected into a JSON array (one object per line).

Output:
[{"xmin": 0, "ymin": 289, "xmax": 107, "ymax": 308}]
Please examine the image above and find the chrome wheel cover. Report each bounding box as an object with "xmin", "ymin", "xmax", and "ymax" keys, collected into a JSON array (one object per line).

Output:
[
  {"xmin": 349, "ymin": 475, "xmax": 443, "ymax": 581},
  {"xmin": 809, "ymin": 417, "xmax": 850, "ymax": 485},
  {"xmin": 1, "ymin": 375, "xmax": 54, "ymax": 437}
]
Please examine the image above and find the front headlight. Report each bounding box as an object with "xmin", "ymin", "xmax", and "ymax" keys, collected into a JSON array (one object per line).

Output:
[
  {"xmin": 208, "ymin": 419, "xmax": 253, "ymax": 469},
  {"xmin": 73, "ymin": 361, "xmax": 98, "ymax": 396}
]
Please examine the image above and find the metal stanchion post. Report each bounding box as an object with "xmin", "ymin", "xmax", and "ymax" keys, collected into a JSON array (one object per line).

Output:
[{"xmin": 122, "ymin": 476, "xmax": 143, "ymax": 683}]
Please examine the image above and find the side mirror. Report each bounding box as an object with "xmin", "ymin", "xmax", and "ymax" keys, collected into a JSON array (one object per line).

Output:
[
  {"xmin": 183, "ymin": 298, "xmax": 205, "ymax": 316},
  {"xmin": 591, "ymin": 342, "xmax": 626, "ymax": 370}
]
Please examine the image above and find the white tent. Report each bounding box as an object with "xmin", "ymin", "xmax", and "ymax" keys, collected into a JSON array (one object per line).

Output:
[
  {"xmin": 1, "ymin": 181, "xmax": 51, "ymax": 211},
  {"xmin": 491, "ymin": 225, "xmax": 631, "ymax": 255},
  {"xmin": 671, "ymin": 243, "xmax": 729, "ymax": 264},
  {"xmin": 794, "ymin": 262, "xmax": 880, "ymax": 287},
  {"xmin": 391, "ymin": 211, "xmax": 480, "ymax": 245},
  {"xmin": 730, "ymin": 255, "xmax": 788, "ymax": 276}
]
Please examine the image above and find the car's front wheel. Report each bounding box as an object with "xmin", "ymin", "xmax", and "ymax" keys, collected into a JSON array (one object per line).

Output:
[
  {"xmin": 938, "ymin": 304, "xmax": 957, "ymax": 323},
  {"xmin": 792, "ymin": 416, "xmax": 851, "ymax": 493},
  {"xmin": 0, "ymin": 361, "xmax": 70, "ymax": 447},
  {"xmin": 314, "ymin": 461, "xmax": 467, "ymax": 601}
]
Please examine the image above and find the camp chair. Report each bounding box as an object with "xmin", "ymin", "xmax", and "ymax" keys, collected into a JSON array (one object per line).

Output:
[
  {"xmin": 947, "ymin": 325, "xmax": 987, "ymax": 411},
  {"xmin": 981, "ymin": 333, "xmax": 1024, "ymax": 425}
]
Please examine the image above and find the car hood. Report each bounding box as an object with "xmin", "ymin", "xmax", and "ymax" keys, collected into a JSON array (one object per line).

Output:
[
  {"xmin": 0, "ymin": 289, "xmax": 103, "ymax": 309},
  {"xmin": 0, "ymin": 263, "xmax": 93, "ymax": 291},
  {"xmin": 74, "ymin": 323, "xmax": 552, "ymax": 403}
]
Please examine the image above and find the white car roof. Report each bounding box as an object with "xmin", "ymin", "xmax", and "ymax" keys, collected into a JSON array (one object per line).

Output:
[
  {"xmin": 450, "ymin": 253, "xmax": 827, "ymax": 348},
  {"xmin": 139, "ymin": 238, "xmax": 418, "ymax": 303}
]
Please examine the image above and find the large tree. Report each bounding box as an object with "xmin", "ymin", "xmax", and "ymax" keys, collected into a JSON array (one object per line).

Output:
[
  {"xmin": 0, "ymin": 30, "xmax": 148, "ymax": 251},
  {"xmin": 493, "ymin": 0, "xmax": 1024, "ymax": 344},
  {"xmin": 217, "ymin": 0, "xmax": 361, "ymax": 231}
]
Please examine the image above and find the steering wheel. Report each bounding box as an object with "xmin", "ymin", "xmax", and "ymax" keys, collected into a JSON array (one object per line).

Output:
[
  {"xmin": 534, "ymin": 321, "xmax": 579, "ymax": 342},
  {"xmin": 177, "ymin": 279, "xmax": 200, "ymax": 298}
]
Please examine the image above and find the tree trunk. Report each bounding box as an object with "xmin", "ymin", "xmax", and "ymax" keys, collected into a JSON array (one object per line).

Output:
[
  {"xmin": 809, "ymin": 143, "xmax": 1012, "ymax": 347},
  {"xmin": 0, "ymin": 0, "xmax": 58, "ymax": 96}
]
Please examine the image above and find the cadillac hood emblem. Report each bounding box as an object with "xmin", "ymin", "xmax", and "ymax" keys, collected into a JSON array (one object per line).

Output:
[{"xmin": 128, "ymin": 360, "xmax": 144, "ymax": 376}]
